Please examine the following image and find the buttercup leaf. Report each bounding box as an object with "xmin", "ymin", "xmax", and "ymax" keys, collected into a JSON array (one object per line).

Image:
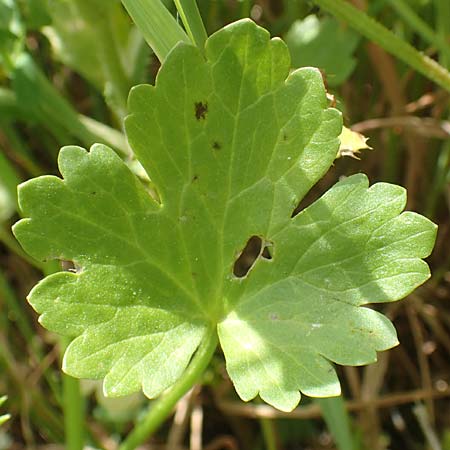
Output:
[{"xmin": 13, "ymin": 19, "xmax": 437, "ymax": 411}]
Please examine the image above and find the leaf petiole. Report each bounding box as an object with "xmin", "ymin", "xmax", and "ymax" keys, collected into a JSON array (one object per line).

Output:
[{"xmin": 119, "ymin": 327, "xmax": 218, "ymax": 450}]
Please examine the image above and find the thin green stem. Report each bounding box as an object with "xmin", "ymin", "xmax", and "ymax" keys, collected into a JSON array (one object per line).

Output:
[
  {"xmin": 259, "ymin": 417, "xmax": 278, "ymax": 450},
  {"xmin": 312, "ymin": 0, "xmax": 450, "ymax": 92},
  {"xmin": 121, "ymin": 0, "xmax": 190, "ymax": 62},
  {"xmin": 119, "ymin": 327, "xmax": 218, "ymax": 450},
  {"xmin": 316, "ymin": 397, "xmax": 354, "ymax": 450},
  {"xmin": 436, "ymin": 0, "xmax": 450, "ymax": 68},
  {"xmin": 239, "ymin": 0, "xmax": 252, "ymax": 19},
  {"xmin": 62, "ymin": 361, "xmax": 85, "ymax": 450},
  {"xmin": 428, "ymin": 0, "xmax": 450, "ymax": 217},
  {"xmin": 387, "ymin": 0, "xmax": 450, "ymax": 62},
  {"xmin": 173, "ymin": 0, "xmax": 208, "ymax": 51}
]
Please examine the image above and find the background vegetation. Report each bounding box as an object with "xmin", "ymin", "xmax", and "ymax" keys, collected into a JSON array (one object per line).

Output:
[{"xmin": 0, "ymin": 0, "xmax": 449, "ymax": 449}]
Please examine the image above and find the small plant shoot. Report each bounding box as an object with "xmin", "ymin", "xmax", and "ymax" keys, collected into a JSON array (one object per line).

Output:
[{"xmin": 13, "ymin": 20, "xmax": 437, "ymax": 412}]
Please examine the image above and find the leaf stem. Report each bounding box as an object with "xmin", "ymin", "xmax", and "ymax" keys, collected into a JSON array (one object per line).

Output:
[
  {"xmin": 119, "ymin": 327, "xmax": 217, "ymax": 450},
  {"xmin": 259, "ymin": 417, "xmax": 278, "ymax": 450},
  {"xmin": 173, "ymin": 0, "xmax": 208, "ymax": 51},
  {"xmin": 239, "ymin": 0, "xmax": 252, "ymax": 19},
  {"xmin": 62, "ymin": 352, "xmax": 85, "ymax": 450},
  {"xmin": 311, "ymin": 0, "xmax": 450, "ymax": 92}
]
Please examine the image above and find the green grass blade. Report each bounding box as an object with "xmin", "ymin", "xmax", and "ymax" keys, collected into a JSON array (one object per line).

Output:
[
  {"xmin": 436, "ymin": 0, "xmax": 450, "ymax": 68},
  {"xmin": 312, "ymin": 0, "xmax": 450, "ymax": 92},
  {"xmin": 121, "ymin": 0, "xmax": 190, "ymax": 61},
  {"xmin": 173, "ymin": 0, "xmax": 208, "ymax": 51},
  {"xmin": 387, "ymin": 0, "xmax": 450, "ymax": 63},
  {"xmin": 315, "ymin": 397, "xmax": 355, "ymax": 450}
]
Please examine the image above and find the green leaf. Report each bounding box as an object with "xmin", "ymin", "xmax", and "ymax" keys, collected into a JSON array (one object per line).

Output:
[
  {"xmin": 13, "ymin": 19, "xmax": 437, "ymax": 411},
  {"xmin": 286, "ymin": 15, "xmax": 359, "ymax": 87}
]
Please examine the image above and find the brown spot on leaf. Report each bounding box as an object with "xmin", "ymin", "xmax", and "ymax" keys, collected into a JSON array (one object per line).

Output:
[
  {"xmin": 195, "ymin": 101, "xmax": 208, "ymax": 120},
  {"xmin": 212, "ymin": 141, "xmax": 221, "ymax": 150}
]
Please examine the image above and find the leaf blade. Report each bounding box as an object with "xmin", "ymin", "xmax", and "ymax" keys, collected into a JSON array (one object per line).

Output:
[{"xmin": 13, "ymin": 19, "xmax": 436, "ymax": 412}]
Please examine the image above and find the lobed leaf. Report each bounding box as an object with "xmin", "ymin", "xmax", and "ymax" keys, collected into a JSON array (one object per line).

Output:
[{"xmin": 13, "ymin": 19, "xmax": 437, "ymax": 411}]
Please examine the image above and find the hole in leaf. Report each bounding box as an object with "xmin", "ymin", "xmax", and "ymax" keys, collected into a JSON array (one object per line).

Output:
[
  {"xmin": 262, "ymin": 245, "xmax": 272, "ymax": 260},
  {"xmin": 233, "ymin": 236, "xmax": 273, "ymax": 278},
  {"xmin": 194, "ymin": 101, "xmax": 208, "ymax": 120},
  {"xmin": 61, "ymin": 260, "xmax": 79, "ymax": 273}
]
